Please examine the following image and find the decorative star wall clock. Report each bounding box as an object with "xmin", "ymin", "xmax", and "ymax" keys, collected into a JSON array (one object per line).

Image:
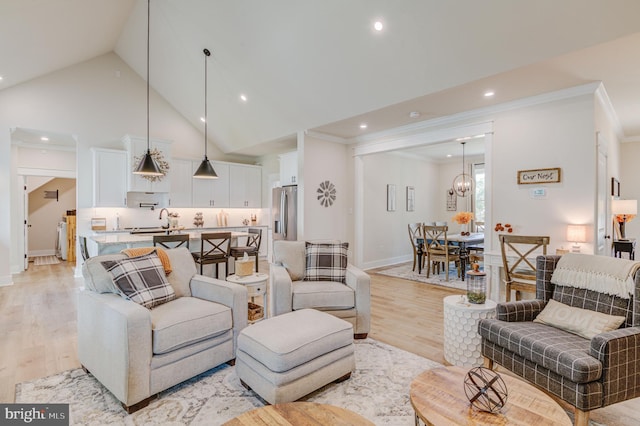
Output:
[{"xmin": 317, "ymin": 180, "xmax": 336, "ymax": 207}]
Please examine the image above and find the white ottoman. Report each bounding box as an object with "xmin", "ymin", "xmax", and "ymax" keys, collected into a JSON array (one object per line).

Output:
[{"xmin": 235, "ymin": 309, "xmax": 355, "ymax": 404}]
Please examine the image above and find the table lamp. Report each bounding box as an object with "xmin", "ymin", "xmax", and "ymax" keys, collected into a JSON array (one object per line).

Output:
[
  {"xmin": 612, "ymin": 199, "xmax": 637, "ymax": 240},
  {"xmin": 566, "ymin": 225, "xmax": 587, "ymax": 253}
]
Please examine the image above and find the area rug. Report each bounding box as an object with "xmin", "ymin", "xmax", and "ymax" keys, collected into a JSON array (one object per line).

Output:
[
  {"xmin": 376, "ymin": 262, "xmax": 467, "ymax": 290},
  {"xmin": 15, "ymin": 338, "xmax": 441, "ymax": 425},
  {"xmin": 32, "ymin": 255, "xmax": 61, "ymax": 266}
]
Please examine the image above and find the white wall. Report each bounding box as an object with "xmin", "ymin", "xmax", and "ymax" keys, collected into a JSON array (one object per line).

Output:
[
  {"xmin": 620, "ymin": 142, "xmax": 640, "ymax": 238},
  {"xmin": 300, "ymin": 134, "xmax": 349, "ymax": 242},
  {"xmin": 360, "ymin": 152, "xmax": 440, "ymax": 268},
  {"xmin": 0, "ymin": 52, "xmax": 255, "ymax": 280}
]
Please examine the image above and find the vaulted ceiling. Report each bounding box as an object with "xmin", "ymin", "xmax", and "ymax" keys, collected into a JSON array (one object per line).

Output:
[{"xmin": 3, "ymin": 0, "xmax": 640, "ymax": 157}]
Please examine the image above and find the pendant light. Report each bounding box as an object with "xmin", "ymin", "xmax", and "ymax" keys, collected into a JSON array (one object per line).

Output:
[
  {"xmin": 452, "ymin": 141, "xmax": 474, "ymax": 197},
  {"xmin": 193, "ymin": 48, "xmax": 218, "ymax": 179},
  {"xmin": 134, "ymin": 0, "xmax": 163, "ymax": 176}
]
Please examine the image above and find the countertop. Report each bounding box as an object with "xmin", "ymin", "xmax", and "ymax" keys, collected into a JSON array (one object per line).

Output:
[{"xmin": 90, "ymin": 230, "xmax": 250, "ymax": 246}]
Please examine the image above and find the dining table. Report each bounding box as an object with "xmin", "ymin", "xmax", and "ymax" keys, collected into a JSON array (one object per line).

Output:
[
  {"xmin": 416, "ymin": 232, "xmax": 484, "ymax": 280},
  {"xmin": 447, "ymin": 232, "xmax": 484, "ymax": 280}
]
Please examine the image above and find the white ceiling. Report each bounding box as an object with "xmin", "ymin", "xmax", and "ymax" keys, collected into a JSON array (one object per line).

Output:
[{"xmin": 3, "ymin": 0, "xmax": 640, "ymax": 158}]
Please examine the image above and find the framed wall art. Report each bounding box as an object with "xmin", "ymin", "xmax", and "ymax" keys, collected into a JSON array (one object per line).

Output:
[
  {"xmin": 387, "ymin": 184, "xmax": 396, "ymax": 211},
  {"xmin": 611, "ymin": 177, "xmax": 620, "ymax": 197},
  {"xmin": 517, "ymin": 167, "xmax": 561, "ymax": 184},
  {"xmin": 406, "ymin": 186, "xmax": 415, "ymax": 211}
]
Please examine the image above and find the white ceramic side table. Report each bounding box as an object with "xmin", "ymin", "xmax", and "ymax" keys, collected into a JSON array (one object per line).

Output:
[
  {"xmin": 226, "ymin": 273, "xmax": 268, "ymax": 323},
  {"xmin": 443, "ymin": 295, "xmax": 497, "ymax": 367}
]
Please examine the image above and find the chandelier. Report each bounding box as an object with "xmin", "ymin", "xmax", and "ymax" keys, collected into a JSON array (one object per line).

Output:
[{"xmin": 452, "ymin": 141, "xmax": 474, "ymax": 197}]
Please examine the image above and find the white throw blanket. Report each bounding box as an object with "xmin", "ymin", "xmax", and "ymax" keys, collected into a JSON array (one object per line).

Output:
[{"xmin": 551, "ymin": 253, "xmax": 640, "ymax": 299}]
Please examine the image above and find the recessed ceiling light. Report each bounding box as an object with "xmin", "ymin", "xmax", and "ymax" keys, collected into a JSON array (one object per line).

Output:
[
  {"xmin": 200, "ymin": 117, "xmax": 206, "ymax": 123},
  {"xmin": 240, "ymin": 94, "xmax": 248, "ymax": 102},
  {"xmin": 0, "ymin": 76, "xmax": 3, "ymax": 81},
  {"xmin": 446, "ymin": 154, "xmax": 452, "ymax": 158},
  {"xmin": 359, "ymin": 123, "xmax": 368, "ymax": 129},
  {"xmin": 484, "ymin": 91, "xmax": 495, "ymax": 97},
  {"xmin": 40, "ymin": 137, "xmax": 49, "ymax": 141},
  {"xmin": 409, "ymin": 111, "xmax": 421, "ymax": 118},
  {"xmin": 374, "ymin": 21, "xmax": 383, "ymax": 31}
]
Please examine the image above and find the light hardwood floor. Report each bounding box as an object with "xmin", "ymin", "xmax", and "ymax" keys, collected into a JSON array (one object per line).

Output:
[{"xmin": 1, "ymin": 261, "xmax": 638, "ymax": 424}]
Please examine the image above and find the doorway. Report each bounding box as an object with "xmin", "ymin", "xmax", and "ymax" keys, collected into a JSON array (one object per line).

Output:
[{"xmin": 11, "ymin": 127, "xmax": 77, "ymax": 272}]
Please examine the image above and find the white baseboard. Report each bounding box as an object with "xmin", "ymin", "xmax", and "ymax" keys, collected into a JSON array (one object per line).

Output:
[
  {"xmin": 29, "ymin": 249, "xmax": 56, "ymax": 257},
  {"xmin": 361, "ymin": 254, "xmax": 411, "ymax": 271}
]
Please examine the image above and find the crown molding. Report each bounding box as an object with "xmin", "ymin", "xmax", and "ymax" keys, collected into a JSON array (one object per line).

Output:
[
  {"xmin": 594, "ymin": 83, "xmax": 624, "ymax": 140},
  {"xmin": 304, "ymin": 130, "xmax": 349, "ymax": 144}
]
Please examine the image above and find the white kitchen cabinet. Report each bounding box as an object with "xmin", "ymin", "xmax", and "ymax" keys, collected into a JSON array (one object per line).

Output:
[
  {"xmin": 123, "ymin": 134, "xmax": 172, "ymax": 193},
  {"xmin": 169, "ymin": 158, "xmax": 193, "ymax": 207},
  {"xmin": 279, "ymin": 151, "xmax": 298, "ymax": 186},
  {"xmin": 229, "ymin": 164, "xmax": 262, "ymax": 208},
  {"xmin": 92, "ymin": 148, "xmax": 127, "ymax": 207},
  {"xmin": 192, "ymin": 161, "xmax": 230, "ymax": 208}
]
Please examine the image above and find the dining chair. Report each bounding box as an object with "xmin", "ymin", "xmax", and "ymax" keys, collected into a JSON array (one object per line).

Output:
[
  {"xmin": 229, "ymin": 228, "xmax": 262, "ymax": 273},
  {"xmin": 499, "ymin": 234, "xmax": 550, "ymax": 301},
  {"xmin": 153, "ymin": 234, "xmax": 190, "ymax": 250},
  {"xmin": 192, "ymin": 232, "xmax": 232, "ymax": 278},
  {"xmin": 407, "ymin": 223, "xmax": 424, "ymax": 272},
  {"xmin": 423, "ymin": 225, "xmax": 461, "ymax": 281}
]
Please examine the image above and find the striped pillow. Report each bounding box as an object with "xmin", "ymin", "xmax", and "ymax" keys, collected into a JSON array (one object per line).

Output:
[
  {"xmin": 304, "ymin": 242, "xmax": 348, "ymax": 283},
  {"xmin": 102, "ymin": 253, "xmax": 176, "ymax": 309}
]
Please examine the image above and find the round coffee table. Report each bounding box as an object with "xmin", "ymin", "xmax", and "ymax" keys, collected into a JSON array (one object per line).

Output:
[
  {"xmin": 222, "ymin": 401, "xmax": 374, "ymax": 425},
  {"xmin": 410, "ymin": 366, "xmax": 571, "ymax": 425}
]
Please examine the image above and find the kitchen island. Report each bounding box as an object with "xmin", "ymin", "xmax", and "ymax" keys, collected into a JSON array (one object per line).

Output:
[{"xmin": 88, "ymin": 228, "xmax": 254, "ymax": 256}]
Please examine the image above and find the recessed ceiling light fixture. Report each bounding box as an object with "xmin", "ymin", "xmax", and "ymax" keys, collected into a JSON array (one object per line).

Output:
[
  {"xmin": 240, "ymin": 94, "xmax": 248, "ymax": 102},
  {"xmin": 40, "ymin": 137, "xmax": 49, "ymax": 141},
  {"xmin": 0, "ymin": 76, "xmax": 4, "ymax": 81},
  {"xmin": 409, "ymin": 111, "xmax": 421, "ymax": 118},
  {"xmin": 374, "ymin": 21, "xmax": 383, "ymax": 31},
  {"xmin": 484, "ymin": 91, "xmax": 495, "ymax": 97},
  {"xmin": 200, "ymin": 117, "xmax": 206, "ymax": 123},
  {"xmin": 359, "ymin": 123, "xmax": 368, "ymax": 129}
]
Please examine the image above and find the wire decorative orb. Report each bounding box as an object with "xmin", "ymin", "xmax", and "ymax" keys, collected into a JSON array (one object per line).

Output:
[
  {"xmin": 452, "ymin": 173, "xmax": 474, "ymax": 197},
  {"xmin": 463, "ymin": 367, "xmax": 508, "ymax": 413}
]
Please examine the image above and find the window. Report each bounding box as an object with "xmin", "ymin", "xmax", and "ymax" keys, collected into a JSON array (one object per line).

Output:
[{"xmin": 472, "ymin": 163, "xmax": 485, "ymax": 226}]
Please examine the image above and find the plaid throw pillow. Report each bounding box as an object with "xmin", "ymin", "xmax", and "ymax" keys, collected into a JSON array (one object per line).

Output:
[
  {"xmin": 102, "ymin": 252, "xmax": 176, "ymax": 309},
  {"xmin": 304, "ymin": 242, "xmax": 348, "ymax": 283}
]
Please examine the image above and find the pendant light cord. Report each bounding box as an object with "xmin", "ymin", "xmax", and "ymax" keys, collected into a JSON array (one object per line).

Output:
[
  {"xmin": 204, "ymin": 48, "xmax": 209, "ymax": 158},
  {"xmin": 146, "ymin": 0, "xmax": 150, "ymax": 152}
]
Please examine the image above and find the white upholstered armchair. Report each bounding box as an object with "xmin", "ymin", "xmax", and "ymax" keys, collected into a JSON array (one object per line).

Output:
[
  {"xmin": 269, "ymin": 240, "xmax": 371, "ymax": 338},
  {"xmin": 78, "ymin": 247, "xmax": 248, "ymax": 412}
]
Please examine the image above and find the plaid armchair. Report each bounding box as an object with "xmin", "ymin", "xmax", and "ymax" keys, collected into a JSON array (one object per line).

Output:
[{"xmin": 478, "ymin": 255, "xmax": 640, "ymax": 426}]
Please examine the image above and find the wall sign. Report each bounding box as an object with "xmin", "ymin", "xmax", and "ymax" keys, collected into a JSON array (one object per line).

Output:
[
  {"xmin": 446, "ymin": 188, "xmax": 457, "ymax": 211},
  {"xmin": 517, "ymin": 167, "xmax": 561, "ymax": 185}
]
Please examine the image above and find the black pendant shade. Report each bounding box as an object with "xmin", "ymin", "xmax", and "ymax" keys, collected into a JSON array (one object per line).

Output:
[
  {"xmin": 134, "ymin": 0, "xmax": 163, "ymax": 177},
  {"xmin": 134, "ymin": 148, "xmax": 163, "ymax": 176},
  {"xmin": 193, "ymin": 156, "xmax": 218, "ymax": 179},
  {"xmin": 193, "ymin": 48, "xmax": 218, "ymax": 179}
]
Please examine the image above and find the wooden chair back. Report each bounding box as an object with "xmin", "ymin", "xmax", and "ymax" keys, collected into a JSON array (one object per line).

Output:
[
  {"xmin": 153, "ymin": 234, "xmax": 190, "ymax": 250},
  {"xmin": 408, "ymin": 223, "xmax": 423, "ymax": 271},
  {"xmin": 199, "ymin": 232, "xmax": 232, "ymax": 259},
  {"xmin": 499, "ymin": 234, "xmax": 550, "ymax": 301},
  {"xmin": 423, "ymin": 225, "xmax": 460, "ymax": 280}
]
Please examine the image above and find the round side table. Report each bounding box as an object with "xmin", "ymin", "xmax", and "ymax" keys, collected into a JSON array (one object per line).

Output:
[
  {"xmin": 443, "ymin": 295, "xmax": 496, "ymax": 367},
  {"xmin": 226, "ymin": 273, "xmax": 268, "ymax": 323}
]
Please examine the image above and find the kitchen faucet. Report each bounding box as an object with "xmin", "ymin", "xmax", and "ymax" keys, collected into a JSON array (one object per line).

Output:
[{"xmin": 158, "ymin": 208, "xmax": 171, "ymax": 229}]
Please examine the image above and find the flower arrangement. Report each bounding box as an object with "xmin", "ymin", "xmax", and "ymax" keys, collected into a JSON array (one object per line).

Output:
[
  {"xmin": 494, "ymin": 222, "xmax": 513, "ymax": 233},
  {"xmin": 452, "ymin": 211, "xmax": 474, "ymax": 224},
  {"xmin": 615, "ymin": 214, "xmax": 635, "ymax": 223}
]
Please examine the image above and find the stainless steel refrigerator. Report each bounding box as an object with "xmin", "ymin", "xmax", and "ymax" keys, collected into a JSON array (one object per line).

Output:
[{"xmin": 272, "ymin": 186, "xmax": 297, "ymax": 241}]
